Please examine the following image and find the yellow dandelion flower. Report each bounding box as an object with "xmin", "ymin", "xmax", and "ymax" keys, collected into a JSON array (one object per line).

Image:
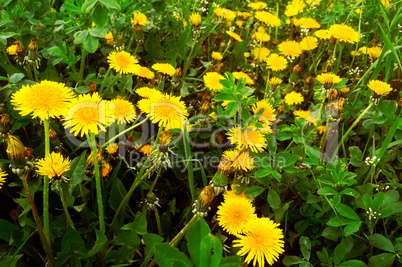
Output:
[
  {"xmin": 217, "ymin": 195, "xmax": 256, "ymax": 235},
  {"xmin": 254, "ymin": 11, "xmax": 281, "ymax": 27},
  {"xmin": 252, "ymin": 47, "xmax": 271, "ymax": 62},
  {"xmin": 233, "ymin": 218, "xmax": 285, "ymax": 266},
  {"xmin": 107, "ymin": 98, "xmax": 136, "ymax": 124},
  {"xmin": 190, "ymin": 13, "xmax": 201, "ymax": 26},
  {"xmin": 314, "ymin": 29, "xmax": 331, "ymax": 40},
  {"xmin": 159, "ymin": 130, "xmax": 172, "ymax": 146},
  {"xmin": 381, "ymin": 0, "xmax": 389, "ymax": 8},
  {"xmin": 232, "ymin": 72, "xmax": 254, "ymax": 85},
  {"xmin": 6, "ymin": 44, "xmax": 18, "ymax": 55},
  {"xmin": 228, "ymin": 127, "xmax": 267, "ymax": 153},
  {"xmin": 368, "ymin": 80, "xmax": 392, "ymax": 96},
  {"xmin": 203, "ymin": 72, "xmax": 225, "ymax": 91},
  {"xmin": 106, "ymin": 143, "xmax": 118, "ymax": 155},
  {"xmin": 136, "ymin": 87, "xmax": 163, "ymax": 99},
  {"xmin": 0, "ymin": 168, "xmax": 7, "ymax": 189},
  {"xmin": 214, "ymin": 8, "xmax": 236, "ymax": 21},
  {"xmin": 278, "ymin": 40, "xmax": 303, "ymax": 58},
  {"xmin": 285, "ymin": 0, "xmax": 306, "ymax": 17},
  {"xmin": 316, "ymin": 73, "xmax": 342, "ymax": 87},
  {"xmin": 285, "ymin": 91, "xmax": 304, "ymax": 105},
  {"xmin": 226, "ymin": 31, "xmax": 243, "ymax": 42},
  {"xmin": 269, "ymin": 77, "xmax": 283, "ymax": 88},
  {"xmin": 11, "ymin": 80, "xmax": 74, "ymax": 121},
  {"xmin": 355, "ymin": 8, "xmax": 362, "ymax": 14},
  {"xmin": 108, "ymin": 51, "xmax": 139, "ymax": 75},
  {"xmin": 87, "ymin": 148, "xmax": 103, "ymax": 166},
  {"xmin": 294, "ymin": 109, "xmax": 317, "ymax": 125},
  {"xmin": 242, "ymin": 12, "xmax": 252, "ymax": 20},
  {"xmin": 138, "ymin": 94, "xmax": 189, "ymax": 130},
  {"xmin": 367, "ymin": 47, "xmax": 382, "ymax": 59},
  {"xmin": 300, "ymin": 36, "xmax": 318, "ymax": 51},
  {"xmin": 317, "ymin": 125, "xmax": 326, "ymax": 135},
  {"xmin": 247, "ymin": 1, "xmax": 267, "ymax": 10},
  {"xmin": 6, "ymin": 135, "xmax": 26, "ymax": 165},
  {"xmin": 36, "ymin": 152, "xmax": 71, "ymax": 179},
  {"xmin": 105, "ymin": 32, "xmax": 114, "ymax": 44},
  {"xmin": 236, "ymin": 20, "xmax": 243, "ymax": 27},
  {"xmin": 244, "ymin": 52, "xmax": 250, "ymax": 58},
  {"xmin": 64, "ymin": 92, "xmax": 108, "ymax": 137},
  {"xmin": 133, "ymin": 66, "xmax": 155, "ymax": 79},
  {"xmin": 212, "ymin": 51, "xmax": 223, "ymax": 61},
  {"xmin": 329, "ymin": 24, "xmax": 359, "ymax": 44},
  {"xmin": 223, "ymin": 150, "xmax": 254, "ymax": 171},
  {"xmin": 152, "ymin": 63, "xmax": 176, "ymax": 76},
  {"xmin": 139, "ymin": 144, "xmax": 153, "ymax": 155},
  {"xmin": 252, "ymin": 27, "xmax": 271, "ymax": 42},
  {"xmin": 266, "ymin": 53, "xmax": 288, "ymax": 71},
  {"xmin": 294, "ymin": 17, "xmax": 320, "ymax": 29},
  {"xmin": 252, "ymin": 100, "xmax": 276, "ymax": 125},
  {"xmin": 224, "ymin": 187, "xmax": 247, "ymax": 200},
  {"xmin": 101, "ymin": 162, "xmax": 112, "ymax": 177},
  {"xmin": 131, "ymin": 11, "xmax": 147, "ymax": 26},
  {"xmin": 358, "ymin": 46, "xmax": 368, "ymax": 54}
]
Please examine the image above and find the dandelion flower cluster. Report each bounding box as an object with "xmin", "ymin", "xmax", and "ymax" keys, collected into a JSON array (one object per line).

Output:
[
  {"xmin": 11, "ymin": 80, "xmax": 74, "ymax": 121},
  {"xmin": 203, "ymin": 72, "xmax": 225, "ymax": 90}
]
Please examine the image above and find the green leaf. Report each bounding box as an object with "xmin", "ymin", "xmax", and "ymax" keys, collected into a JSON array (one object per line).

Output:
[
  {"xmin": 282, "ymin": 256, "xmax": 305, "ymax": 266},
  {"xmin": 154, "ymin": 243, "xmax": 192, "ymax": 267},
  {"xmin": 213, "ymin": 93, "xmax": 233, "ymax": 101},
  {"xmin": 340, "ymin": 188, "xmax": 359, "ymax": 198},
  {"xmin": 62, "ymin": 2, "xmax": 82, "ymax": 14},
  {"xmin": 187, "ymin": 219, "xmax": 212, "ymax": 266},
  {"xmin": 339, "ymin": 260, "xmax": 367, "ymax": 267},
  {"xmin": 219, "ymin": 255, "xmax": 241, "ymax": 267},
  {"xmin": 121, "ymin": 209, "xmax": 147, "ymax": 235},
  {"xmin": 349, "ymin": 146, "xmax": 363, "ymax": 167},
  {"xmin": 93, "ymin": 4, "xmax": 108, "ymax": 27},
  {"xmin": 56, "ymin": 228, "xmax": 88, "ymax": 266},
  {"xmin": 142, "ymin": 234, "xmax": 164, "ymax": 267},
  {"xmin": 373, "ymin": 192, "xmax": 385, "ymax": 210},
  {"xmin": 369, "ymin": 234, "xmax": 395, "ymax": 253},
  {"xmin": 89, "ymin": 27, "xmax": 107, "ymax": 38},
  {"xmin": 268, "ymin": 189, "xmax": 281, "ymax": 209},
  {"xmin": 85, "ymin": 229, "xmax": 107, "ymax": 258},
  {"xmin": 112, "ymin": 231, "xmax": 140, "ymax": 249},
  {"xmin": 335, "ymin": 203, "xmax": 360, "ymax": 221},
  {"xmin": 317, "ymin": 187, "xmax": 338, "ymax": 196},
  {"xmin": 74, "ymin": 30, "xmax": 89, "ymax": 45},
  {"xmin": 327, "ymin": 217, "xmax": 355, "ymax": 226},
  {"xmin": 274, "ymin": 201, "xmax": 292, "ymax": 222},
  {"xmin": 99, "ymin": 0, "xmax": 120, "ymax": 9},
  {"xmin": 245, "ymin": 185, "xmax": 265, "ymax": 199},
  {"xmin": 108, "ymin": 178, "xmax": 127, "ymax": 211},
  {"xmin": 368, "ymin": 253, "xmax": 395, "ymax": 267},
  {"xmin": 82, "ymin": 0, "xmax": 97, "ymax": 13},
  {"xmin": 362, "ymin": 194, "xmax": 373, "ymax": 209},
  {"xmin": 65, "ymin": 151, "xmax": 87, "ymax": 191},
  {"xmin": 84, "ymin": 35, "xmax": 99, "ymax": 53},
  {"xmin": 75, "ymin": 86, "xmax": 90, "ymax": 94},
  {"xmin": 299, "ymin": 236, "xmax": 311, "ymax": 261},
  {"xmin": 334, "ymin": 243, "xmax": 346, "ymax": 265},
  {"xmin": 344, "ymin": 221, "xmax": 361, "ymax": 237},
  {"xmin": 8, "ymin": 73, "xmax": 25, "ymax": 83},
  {"xmin": 322, "ymin": 226, "xmax": 342, "ymax": 241}
]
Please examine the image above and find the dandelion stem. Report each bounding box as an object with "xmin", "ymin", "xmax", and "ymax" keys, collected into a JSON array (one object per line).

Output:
[
  {"xmin": 104, "ymin": 73, "xmax": 120, "ymax": 94},
  {"xmin": 79, "ymin": 48, "xmax": 87, "ymax": 85},
  {"xmin": 182, "ymin": 32, "xmax": 199, "ymax": 78},
  {"xmin": 154, "ymin": 208, "xmax": 163, "ymax": 236},
  {"xmin": 99, "ymin": 68, "xmax": 112, "ymax": 95},
  {"xmin": 133, "ymin": 42, "xmax": 140, "ymax": 56},
  {"xmin": 87, "ymin": 133, "xmax": 105, "ymax": 233},
  {"xmin": 43, "ymin": 120, "xmax": 51, "ymax": 245},
  {"xmin": 59, "ymin": 187, "xmax": 75, "ymax": 230},
  {"xmin": 101, "ymin": 118, "xmax": 147, "ymax": 149},
  {"xmin": 2, "ymin": 48, "xmax": 12, "ymax": 65},
  {"xmin": 21, "ymin": 172, "xmax": 55, "ymax": 267},
  {"xmin": 170, "ymin": 215, "xmax": 199, "ymax": 247}
]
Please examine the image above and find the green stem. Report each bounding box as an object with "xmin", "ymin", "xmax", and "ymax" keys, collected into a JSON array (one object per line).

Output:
[
  {"xmin": 154, "ymin": 208, "xmax": 163, "ymax": 236},
  {"xmin": 33, "ymin": 66, "xmax": 39, "ymax": 82},
  {"xmin": 25, "ymin": 65, "xmax": 34, "ymax": 81},
  {"xmin": 104, "ymin": 74, "xmax": 120, "ymax": 94},
  {"xmin": 79, "ymin": 48, "xmax": 87, "ymax": 85},
  {"xmin": 43, "ymin": 120, "xmax": 50, "ymax": 245},
  {"xmin": 133, "ymin": 42, "xmax": 140, "ymax": 56},
  {"xmin": 182, "ymin": 32, "xmax": 199, "ymax": 78},
  {"xmin": 113, "ymin": 127, "xmax": 164, "ymax": 222},
  {"xmin": 148, "ymin": 165, "xmax": 163, "ymax": 194},
  {"xmin": 59, "ymin": 187, "xmax": 75, "ymax": 229},
  {"xmin": 127, "ymin": 33, "xmax": 136, "ymax": 51},
  {"xmin": 21, "ymin": 172, "xmax": 55, "ymax": 267},
  {"xmin": 333, "ymin": 102, "xmax": 373, "ymax": 160},
  {"xmin": 101, "ymin": 118, "xmax": 147, "ymax": 149},
  {"xmin": 2, "ymin": 48, "xmax": 12, "ymax": 65},
  {"xmin": 99, "ymin": 68, "xmax": 112, "ymax": 95},
  {"xmin": 334, "ymin": 43, "xmax": 343, "ymax": 73},
  {"xmin": 87, "ymin": 133, "xmax": 105, "ymax": 233},
  {"xmin": 170, "ymin": 215, "xmax": 199, "ymax": 247}
]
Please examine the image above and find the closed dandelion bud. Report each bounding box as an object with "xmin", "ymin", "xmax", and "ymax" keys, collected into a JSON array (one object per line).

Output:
[
  {"xmin": 328, "ymin": 89, "xmax": 338, "ymax": 101},
  {"xmin": 199, "ymin": 186, "xmax": 215, "ymax": 206},
  {"xmin": 272, "ymin": 39, "xmax": 279, "ymax": 46},
  {"xmin": 87, "ymin": 147, "xmax": 103, "ymax": 166},
  {"xmin": 15, "ymin": 41, "xmax": 25, "ymax": 65},
  {"xmin": 88, "ymin": 81, "xmax": 97, "ymax": 93},
  {"xmin": 101, "ymin": 162, "xmax": 112, "ymax": 177},
  {"xmin": 317, "ymin": 125, "xmax": 326, "ymax": 135},
  {"xmin": 210, "ymin": 157, "xmax": 231, "ymax": 195},
  {"xmin": 98, "ymin": 67, "xmax": 106, "ymax": 78},
  {"xmin": 0, "ymin": 114, "xmax": 10, "ymax": 135},
  {"xmin": 338, "ymin": 97, "xmax": 345, "ymax": 112},
  {"xmin": 278, "ymin": 102, "xmax": 285, "ymax": 113},
  {"xmin": 6, "ymin": 135, "xmax": 27, "ymax": 171},
  {"xmin": 293, "ymin": 63, "xmax": 301, "ymax": 74},
  {"xmin": 27, "ymin": 38, "xmax": 41, "ymax": 69},
  {"xmin": 49, "ymin": 129, "xmax": 57, "ymax": 139},
  {"xmin": 114, "ymin": 35, "xmax": 125, "ymax": 51},
  {"xmin": 304, "ymin": 76, "xmax": 312, "ymax": 85},
  {"xmin": 220, "ymin": 41, "xmax": 226, "ymax": 48},
  {"xmin": 201, "ymin": 100, "xmax": 209, "ymax": 114}
]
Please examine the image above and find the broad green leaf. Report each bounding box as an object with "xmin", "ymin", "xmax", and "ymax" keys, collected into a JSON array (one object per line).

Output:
[
  {"xmin": 8, "ymin": 73, "xmax": 24, "ymax": 83},
  {"xmin": 142, "ymin": 233, "xmax": 164, "ymax": 267},
  {"xmin": 368, "ymin": 253, "xmax": 395, "ymax": 267},
  {"xmin": 187, "ymin": 219, "xmax": 211, "ymax": 266},
  {"xmin": 84, "ymin": 35, "xmax": 99, "ymax": 53},
  {"xmin": 299, "ymin": 236, "xmax": 311, "ymax": 261},
  {"xmin": 322, "ymin": 226, "xmax": 342, "ymax": 241},
  {"xmin": 85, "ymin": 229, "xmax": 107, "ymax": 258},
  {"xmin": 327, "ymin": 217, "xmax": 355, "ymax": 226},
  {"xmin": 121, "ymin": 209, "xmax": 147, "ymax": 235},
  {"xmin": 317, "ymin": 187, "xmax": 338, "ymax": 196},
  {"xmin": 245, "ymin": 185, "xmax": 265, "ymax": 199},
  {"xmin": 334, "ymin": 243, "xmax": 346, "ymax": 265},
  {"xmin": 282, "ymin": 256, "xmax": 305, "ymax": 266},
  {"xmin": 112, "ymin": 231, "xmax": 140, "ymax": 249},
  {"xmin": 154, "ymin": 243, "xmax": 192, "ymax": 267},
  {"xmin": 108, "ymin": 178, "xmax": 127, "ymax": 211},
  {"xmin": 344, "ymin": 221, "xmax": 361, "ymax": 237},
  {"xmin": 82, "ymin": 0, "xmax": 97, "ymax": 13},
  {"xmin": 369, "ymin": 234, "xmax": 395, "ymax": 253},
  {"xmin": 89, "ymin": 27, "xmax": 107, "ymax": 38},
  {"xmin": 339, "ymin": 260, "xmax": 367, "ymax": 267},
  {"xmin": 335, "ymin": 203, "xmax": 360, "ymax": 221},
  {"xmin": 93, "ymin": 4, "xmax": 108, "ymax": 27},
  {"xmin": 268, "ymin": 189, "xmax": 281, "ymax": 209},
  {"xmin": 56, "ymin": 228, "xmax": 88, "ymax": 266},
  {"xmin": 362, "ymin": 194, "xmax": 373, "ymax": 209},
  {"xmin": 74, "ymin": 30, "xmax": 88, "ymax": 45},
  {"xmin": 99, "ymin": 0, "xmax": 120, "ymax": 9},
  {"xmin": 75, "ymin": 86, "xmax": 90, "ymax": 94},
  {"xmin": 65, "ymin": 151, "xmax": 87, "ymax": 191}
]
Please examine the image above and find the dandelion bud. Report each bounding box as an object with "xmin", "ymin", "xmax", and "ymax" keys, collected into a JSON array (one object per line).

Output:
[
  {"xmin": 293, "ymin": 63, "xmax": 301, "ymax": 74},
  {"xmin": 199, "ymin": 186, "xmax": 215, "ymax": 206},
  {"xmin": 87, "ymin": 147, "xmax": 103, "ymax": 166},
  {"xmin": 6, "ymin": 135, "xmax": 28, "ymax": 173},
  {"xmin": 317, "ymin": 125, "xmax": 326, "ymax": 135},
  {"xmin": 210, "ymin": 157, "xmax": 231, "ymax": 195},
  {"xmin": 88, "ymin": 81, "xmax": 97, "ymax": 93},
  {"xmin": 278, "ymin": 102, "xmax": 285, "ymax": 113},
  {"xmin": 328, "ymin": 89, "xmax": 338, "ymax": 101},
  {"xmin": 201, "ymin": 100, "xmax": 209, "ymax": 114},
  {"xmin": 0, "ymin": 114, "xmax": 10, "ymax": 135},
  {"xmin": 27, "ymin": 38, "xmax": 41, "ymax": 69}
]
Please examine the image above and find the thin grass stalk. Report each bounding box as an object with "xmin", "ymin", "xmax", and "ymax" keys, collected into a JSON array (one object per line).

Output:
[
  {"xmin": 59, "ymin": 187, "xmax": 75, "ymax": 229},
  {"xmin": 43, "ymin": 119, "xmax": 50, "ymax": 245},
  {"xmin": 79, "ymin": 48, "xmax": 87, "ymax": 85}
]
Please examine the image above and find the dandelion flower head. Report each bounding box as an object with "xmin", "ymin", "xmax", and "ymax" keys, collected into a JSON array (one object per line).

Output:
[
  {"xmin": 105, "ymin": 32, "xmax": 114, "ymax": 44},
  {"xmin": 204, "ymin": 72, "xmax": 225, "ymax": 91},
  {"xmin": 136, "ymin": 87, "xmax": 163, "ymax": 99},
  {"xmin": 226, "ymin": 31, "xmax": 243, "ymax": 42},
  {"xmin": 0, "ymin": 168, "xmax": 7, "ymax": 189},
  {"xmin": 300, "ymin": 36, "xmax": 318, "ymax": 51},
  {"xmin": 108, "ymin": 51, "xmax": 139, "ymax": 75},
  {"xmin": 254, "ymin": 11, "xmax": 281, "ymax": 27},
  {"xmin": 228, "ymin": 127, "xmax": 267, "ymax": 153},
  {"xmin": 314, "ymin": 29, "xmax": 331, "ymax": 40},
  {"xmin": 252, "ymin": 47, "xmax": 271, "ymax": 62},
  {"xmin": 285, "ymin": 0, "xmax": 306, "ymax": 17},
  {"xmin": 252, "ymin": 100, "xmax": 276, "ymax": 125},
  {"xmin": 223, "ymin": 149, "xmax": 254, "ymax": 172},
  {"xmin": 107, "ymin": 98, "xmax": 136, "ymax": 124},
  {"xmin": 248, "ymin": 1, "xmax": 267, "ymax": 10},
  {"xmin": 368, "ymin": 80, "xmax": 392, "ymax": 96},
  {"xmin": 294, "ymin": 17, "xmax": 320, "ymax": 29},
  {"xmin": 212, "ymin": 51, "xmax": 223, "ymax": 61},
  {"xmin": 266, "ymin": 53, "xmax": 287, "ymax": 71},
  {"xmin": 252, "ymin": 27, "xmax": 271, "ymax": 43},
  {"xmin": 285, "ymin": 91, "xmax": 304, "ymax": 105},
  {"xmin": 190, "ymin": 13, "xmax": 202, "ymax": 26},
  {"xmin": 133, "ymin": 66, "xmax": 155, "ymax": 79},
  {"xmin": 36, "ymin": 152, "xmax": 71, "ymax": 179},
  {"xmin": 11, "ymin": 80, "xmax": 74, "ymax": 121},
  {"xmin": 131, "ymin": 11, "xmax": 147, "ymax": 26},
  {"xmin": 152, "ymin": 63, "xmax": 176, "ymax": 76},
  {"xmin": 232, "ymin": 72, "xmax": 254, "ymax": 85},
  {"xmin": 329, "ymin": 24, "xmax": 359, "ymax": 44},
  {"xmin": 278, "ymin": 40, "xmax": 303, "ymax": 58},
  {"xmin": 316, "ymin": 73, "xmax": 342, "ymax": 87}
]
